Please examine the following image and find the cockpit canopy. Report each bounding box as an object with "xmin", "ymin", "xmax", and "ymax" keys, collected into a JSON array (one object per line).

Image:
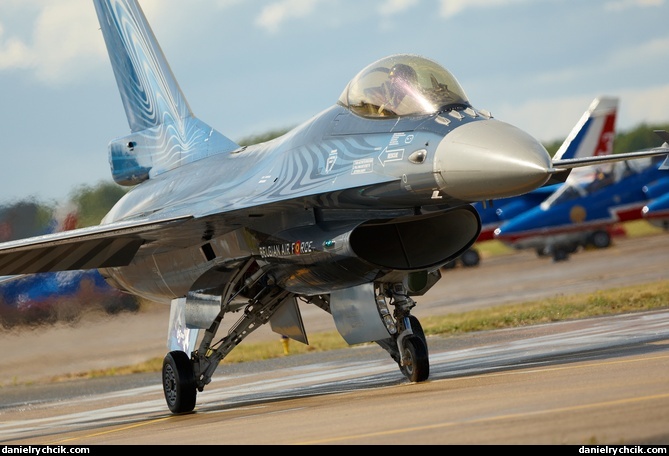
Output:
[{"xmin": 339, "ymin": 54, "xmax": 470, "ymax": 119}]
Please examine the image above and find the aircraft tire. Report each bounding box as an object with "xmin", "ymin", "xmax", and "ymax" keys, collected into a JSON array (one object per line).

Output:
[
  {"xmin": 590, "ymin": 230, "xmax": 611, "ymax": 249},
  {"xmin": 460, "ymin": 249, "xmax": 481, "ymax": 267},
  {"xmin": 399, "ymin": 335, "xmax": 429, "ymax": 383},
  {"xmin": 408, "ymin": 315, "xmax": 428, "ymax": 355},
  {"xmin": 552, "ymin": 248, "xmax": 569, "ymax": 262},
  {"xmin": 536, "ymin": 247, "xmax": 549, "ymax": 258},
  {"xmin": 163, "ymin": 351, "xmax": 197, "ymax": 414}
]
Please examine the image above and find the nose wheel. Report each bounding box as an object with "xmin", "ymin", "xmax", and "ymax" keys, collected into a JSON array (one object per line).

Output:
[
  {"xmin": 399, "ymin": 334, "xmax": 429, "ymax": 382},
  {"xmin": 163, "ymin": 350, "xmax": 197, "ymax": 414},
  {"xmin": 398, "ymin": 315, "xmax": 429, "ymax": 382},
  {"xmin": 380, "ymin": 284, "xmax": 431, "ymax": 383}
]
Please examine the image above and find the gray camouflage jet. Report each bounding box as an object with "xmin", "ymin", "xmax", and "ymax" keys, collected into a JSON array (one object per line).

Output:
[{"xmin": 0, "ymin": 0, "xmax": 667, "ymax": 413}]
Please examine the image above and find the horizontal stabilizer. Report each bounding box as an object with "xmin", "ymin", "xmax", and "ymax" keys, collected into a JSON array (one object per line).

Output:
[{"xmin": 654, "ymin": 129, "xmax": 669, "ymax": 144}]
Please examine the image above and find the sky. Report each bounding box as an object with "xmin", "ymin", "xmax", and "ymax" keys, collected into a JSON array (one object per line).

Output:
[{"xmin": 1, "ymin": 0, "xmax": 669, "ymax": 206}]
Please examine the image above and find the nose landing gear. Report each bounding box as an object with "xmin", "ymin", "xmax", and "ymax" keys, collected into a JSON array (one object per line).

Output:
[{"xmin": 376, "ymin": 283, "xmax": 430, "ymax": 383}]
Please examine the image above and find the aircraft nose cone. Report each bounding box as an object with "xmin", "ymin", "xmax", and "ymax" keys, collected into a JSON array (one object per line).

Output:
[{"xmin": 434, "ymin": 119, "xmax": 552, "ymax": 201}]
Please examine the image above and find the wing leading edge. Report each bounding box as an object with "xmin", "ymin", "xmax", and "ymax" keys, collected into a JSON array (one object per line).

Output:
[{"xmin": 552, "ymin": 145, "xmax": 669, "ymax": 171}]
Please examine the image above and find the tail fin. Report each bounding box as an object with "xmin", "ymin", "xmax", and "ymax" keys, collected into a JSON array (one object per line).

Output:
[
  {"xmin": 546, "ymin": 96, "xmax": 618, "ymax": 185},
  {"xmin": 554, "ymin": 97, "xmax": 618, "ymax": 159},
  {"xmin": 553, "ymin": 96, "xmax": 618, "ymax": 161},
  {"xmin": 93, "ymin": 0, "xmax": 239, "ymax": 186}
]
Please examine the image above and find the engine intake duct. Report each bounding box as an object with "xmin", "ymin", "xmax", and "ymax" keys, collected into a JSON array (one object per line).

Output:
[{"xmin": 350, "ymin": 205, "xmax": 480, "ymax": 270}]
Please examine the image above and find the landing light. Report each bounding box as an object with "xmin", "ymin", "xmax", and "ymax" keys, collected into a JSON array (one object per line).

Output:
[
  {"xmin": 408, "ymin": 149, "xmax": 428, "ymax": 164},
  {"xmin": 376, "ymin": 296, "xmax": 397, "ymax": 335}
]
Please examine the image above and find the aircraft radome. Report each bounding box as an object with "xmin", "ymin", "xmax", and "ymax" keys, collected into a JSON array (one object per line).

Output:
[{"xmin": 0, "ymin": 0, "xmax": 667, "ymax": 414}]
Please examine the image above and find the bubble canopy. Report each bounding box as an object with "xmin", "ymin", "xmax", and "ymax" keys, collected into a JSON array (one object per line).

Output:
[{"xmin": 338, "ymin": 54, "xmax": 470, "ymax": 119}]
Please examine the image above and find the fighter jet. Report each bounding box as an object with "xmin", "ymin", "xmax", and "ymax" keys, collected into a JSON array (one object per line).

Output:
[{"xmin": 0, "ymin": 0, "xmax": 667, "ymax": 413}]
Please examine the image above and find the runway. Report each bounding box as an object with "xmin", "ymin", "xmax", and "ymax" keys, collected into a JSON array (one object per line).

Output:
[
  {"xmin": 1, "ymin": 231, "xmax": 668, "ymax": 444},
  {"xmin": 1, "ymin": 310, "xmax": 668, "ymax": 444}
]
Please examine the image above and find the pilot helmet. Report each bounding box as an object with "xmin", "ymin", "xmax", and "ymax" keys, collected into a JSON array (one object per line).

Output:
[{"xmin": 388, "ymin": 63, "xmax": 417, "ymax": 84}]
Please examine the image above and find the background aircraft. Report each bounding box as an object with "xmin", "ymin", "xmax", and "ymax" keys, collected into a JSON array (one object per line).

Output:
[
  {"xmin": 442, "ymin": 96, "xmax": 619, "ymax": 269},
  {"xmin": 642, "ymin": 186, "xmax": 669, "ymax": 231},
  {"xmin": 641, "ymin": 130, "xmax": 669, "ymax": 230},
  {"xmin": 0, "ymin": 202, "xmax": 138, "ymax": 327},
  {"xmin": 474, "ymin": 96, "xmax": 618, "ymax": 243},
  {"xmin": 0, "ymin": 0, "xmax": 666, "ymax": 414},
  {"xmin": 494, "ymin": 143, "xmax": 669, "ymax": 261}
]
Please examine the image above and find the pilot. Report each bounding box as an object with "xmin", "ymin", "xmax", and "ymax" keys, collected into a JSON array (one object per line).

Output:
[{"xmin": 371, "ymin": 63, "xmax": 418, "ymax": 116}]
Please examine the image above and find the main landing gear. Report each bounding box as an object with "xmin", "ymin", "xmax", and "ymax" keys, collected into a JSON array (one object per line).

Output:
[
  {"xmin": 161, "ymin": 275, "xmax": 431, "ymax": 414},
  {"xmin": 162, "ymin": 261, "xmax": 294, "ymax": 414}
]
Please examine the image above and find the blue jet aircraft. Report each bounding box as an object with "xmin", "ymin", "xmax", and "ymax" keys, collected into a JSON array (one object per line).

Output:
[
  {"xmin": 494, "ymin": 142, "xmax": 669, "ymax": 261},
  {"xmin": 642, "ymin": 192, "xmax": 669, "ymax": 230},
  {"xmin": 444, "ymin": 96, "xmax": 617, "ymax": 270},
  {"xmin": 641, "ymin": 136, "xmax": 669, "ymax": 230},
  {"xmin": 473, "ymin": 96, "xmax": 619, "ymax": 243},
  {"xmin": 0, "ymin": 0, "xmax": 667, "ymax": 413},
  {"xmin": 0, "ymin": 202, "xmax": 138, "ymax": 326}
]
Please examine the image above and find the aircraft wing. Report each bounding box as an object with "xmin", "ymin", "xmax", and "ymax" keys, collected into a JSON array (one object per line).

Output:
[
  {"xmin": 545, "ymin": 129, "xmax": 669, "ymax": 185},
  {"xmin": 552, "ymin": 147, "xmax": 669, "ymax": 172},
  {"xmin": 0, "ymin": 215, "xmax": 192, "ymax": 275}
]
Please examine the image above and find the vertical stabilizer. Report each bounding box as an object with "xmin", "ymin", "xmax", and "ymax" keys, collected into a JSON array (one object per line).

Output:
[
  {"xmin": 553, "ymin": 96, "xmax": 618, "ymax": 161},
  {"xmin": 552, "ymin": 96, "xmax": 618, "ymax": 184},
  {"xmin": 93, "ymin": 0, "xmax": 240, "ymax": 185}
]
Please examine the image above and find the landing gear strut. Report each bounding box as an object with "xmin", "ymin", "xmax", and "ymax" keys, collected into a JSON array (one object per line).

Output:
[
  {"xmin": 161, "ymin": 262, "xmax": 293, "ymax": 414},
  {"xmin": 160, "ymin": 270, "xmax": 432, "ymax": 413}
]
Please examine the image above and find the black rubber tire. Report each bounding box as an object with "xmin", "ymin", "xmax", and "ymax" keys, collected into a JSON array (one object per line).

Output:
[
  {"xmin": 163, "ymin": 351, "xmax": 197, "ymax": 414},
  {"xmin": 590, "ymin": 230, "xmax": 611, "ymax": 249},
  {"xmin": 408, "ymin": 315, "xmax": 427, "ymax": 355},
  {"xmin": 552, "ymin": 248, "xmax": 569, "ymax": 262},
  {"xmin": 460, "ymin": 249, "xmax": 480, "ymax": 267},
  {"xmin": 399, "ymin": 335, "xmax": 430, "ymax": 383}
]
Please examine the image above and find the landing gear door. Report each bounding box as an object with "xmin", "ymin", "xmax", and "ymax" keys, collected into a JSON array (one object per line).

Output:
[
  {"xmin": 330, "ymin": 283, "xmax": 390, "ymax": 345},
  {"xmin": 167, "ymin": 297, "xmax": 200, "ymax": 354},
  {"xmin": 269, "ymin": 295, "xmax": 308, "ymax": 344}
]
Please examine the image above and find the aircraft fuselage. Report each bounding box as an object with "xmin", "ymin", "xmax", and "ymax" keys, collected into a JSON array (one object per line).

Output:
[{"xmin": 100, "ymin": 104, "xmax": 550, "ymax": 302}]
